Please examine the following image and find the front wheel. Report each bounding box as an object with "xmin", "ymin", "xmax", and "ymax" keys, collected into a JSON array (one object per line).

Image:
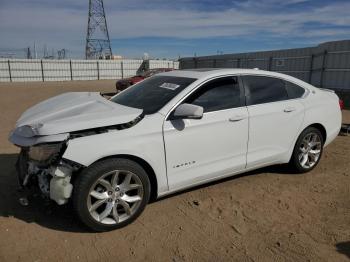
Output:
[
  {"xmin": 290, "ymin": 127, "xmax": 324, "ymax": 173},
  {"xmin": 73, "ymin": 158, "xmax": 150, "ymax": 231}
]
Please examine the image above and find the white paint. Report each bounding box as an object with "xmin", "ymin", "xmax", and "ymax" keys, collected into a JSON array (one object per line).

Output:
[
  {"xmin": 163, "ymin": 107, "xmax": 249, "ymax": 190},
  {"xmin": 9, "ymin": 69, "xmax": 342, "ymax": 198}
]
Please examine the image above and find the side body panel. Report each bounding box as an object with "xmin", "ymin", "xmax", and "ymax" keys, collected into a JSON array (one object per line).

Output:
[
  {"xmin": 278, "ymin": 89, "xmax": 341, "ymax": 164},
  {"xmin": 62, "ymin": 113, "xmax": 169, "ymax": 194},
  {"xmin": 163, "ymin": 107, "xmax": 249, "ymax": 190},
  {"xmin": 62, "ymin": 72, "xmax": 341, "ymax": 199},
  {"xmin": 246, "ymin": 99, "xmax": 305, "ymax": 168},
  {"xmin": 301, "ymin": 89, "xmax": 342, "ymax": 147}
]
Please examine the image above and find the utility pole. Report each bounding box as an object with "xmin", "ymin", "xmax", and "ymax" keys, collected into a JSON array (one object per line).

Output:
[
  {"xmin": 26, "ymin": 47, "xmax": 32, "ymax": 59},
  {"xmin": 85, "ymin": 0, "xmax": 112, "ymax": 59},
  {"xmin": 57, "ymin": 49, "xmax": 66, "ymax": 59},
  {"xmin": 34, "ymin": 42, "xmax": 37, "ymax": 59},
  {"xmin": 43, "ymin": 44, "xmax": 48, "ymax": 59}
]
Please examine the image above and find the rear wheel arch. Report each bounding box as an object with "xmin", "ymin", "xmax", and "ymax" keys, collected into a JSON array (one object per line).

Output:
[
  {"xmin": 290, "ymin": 125, "xmax": 324, "ymax": 173},
  {"xmin": 306, "ymin": 123, "xmax": 327, "ymax": 143},
  {"xmin": 287, "ymin": 123, "xmax": 327, "ymax": 163}
]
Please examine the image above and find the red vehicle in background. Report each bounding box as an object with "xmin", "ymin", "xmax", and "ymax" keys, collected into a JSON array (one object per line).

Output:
[{"xmin": 115, "ymin": 68, "xmax": 174, "ymax": 92}]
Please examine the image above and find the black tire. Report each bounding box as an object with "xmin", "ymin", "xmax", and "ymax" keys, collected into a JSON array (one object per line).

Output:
[
  {"xmin": 73, "ymin": 158, "xmax": 151, "ymax": 232},
  {"xmin": 290, "ymin": 127, "xmax": 324, "ymax": 173}
]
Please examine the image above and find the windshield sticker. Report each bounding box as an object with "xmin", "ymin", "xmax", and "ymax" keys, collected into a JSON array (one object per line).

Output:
[{"xmin": 160, "ymin": 83, "xmax": 180, "ymax": 90}]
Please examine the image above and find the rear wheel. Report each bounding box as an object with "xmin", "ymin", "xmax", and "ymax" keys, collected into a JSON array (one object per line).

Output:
[
  {"xmin": 290, "ymin": 127, "xmax": 324, "ymax": 173},
  {"xmin": 73, "ymin": 158, "xmax": 150, "ymax": 231}
]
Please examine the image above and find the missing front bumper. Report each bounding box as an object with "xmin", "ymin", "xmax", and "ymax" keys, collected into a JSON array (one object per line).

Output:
[
  {"xmin": 15, "ymin": 149, "xmax": 75, "ymax": 205},
  {"xmin": 49, "ymin": 165, "xmax": 73, "ymax": 205}
]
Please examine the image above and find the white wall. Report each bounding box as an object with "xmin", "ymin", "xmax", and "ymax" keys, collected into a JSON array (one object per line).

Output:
[
  {"xmin": 0, "ymin": 59, "xmax": 178, "ymax": 82},
  {"xmin": 147, "ymin": 60, "xmax": 180, "ymax": 70}
]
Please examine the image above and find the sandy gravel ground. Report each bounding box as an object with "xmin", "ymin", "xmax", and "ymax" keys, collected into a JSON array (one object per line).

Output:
[{"xmin": 0, "ymin": 80, "xmax": 349, "ymax": 262}]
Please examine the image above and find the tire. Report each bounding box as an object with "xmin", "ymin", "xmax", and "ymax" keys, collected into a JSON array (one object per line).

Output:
[
  {"xmin": 73, "ymin": 158, "xmax": 151, "ymax": 232},
  {"xmin": 16, "ymin": 149, "xmax": 29, "ymax": 187},
  {"xmin": 290, "ymin": 127, "xmax": 324, "ymax": 173}
]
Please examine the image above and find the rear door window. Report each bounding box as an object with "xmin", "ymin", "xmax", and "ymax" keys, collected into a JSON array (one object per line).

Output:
[{"xmin": 243, "ymin": 76, "xmax": 288, "ymax": 105}]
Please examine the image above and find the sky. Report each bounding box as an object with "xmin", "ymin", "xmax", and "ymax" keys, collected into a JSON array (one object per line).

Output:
[{"xmin": 0, "ymin": 0, "xmax": 350, "ymax": 59}]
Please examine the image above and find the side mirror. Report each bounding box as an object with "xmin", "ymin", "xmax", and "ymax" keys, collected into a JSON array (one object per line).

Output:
[{"xmin": 173, "ymin": 103, "xmax": 203, "ymax": 119}]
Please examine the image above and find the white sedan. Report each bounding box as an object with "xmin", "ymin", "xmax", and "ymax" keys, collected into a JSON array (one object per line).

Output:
[{"xmin": 9, "ymin": 69, "xmax": 342, "ymax": 231}]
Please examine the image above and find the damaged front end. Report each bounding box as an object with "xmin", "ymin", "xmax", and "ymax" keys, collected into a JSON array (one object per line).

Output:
[
  {"xmin": 9, "ymin": 92, "xmax": 144, "ymax": 206},
  {"xmin": 16, "ymin": 142, "xmax": 81, "ymax": 205},
  {"xmin": 11, "ymin": 115, "xmax": 144, "ymax": 206}
]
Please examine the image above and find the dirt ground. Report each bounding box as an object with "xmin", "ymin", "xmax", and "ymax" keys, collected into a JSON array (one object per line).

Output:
[{"xmin": 0, "ymin": 80, "xmax": 349, "ymax": 262}]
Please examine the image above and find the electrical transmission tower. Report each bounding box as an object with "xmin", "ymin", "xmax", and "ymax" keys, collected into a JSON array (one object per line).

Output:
[
  {"xmin": 57, "ymin": 49, "xmax": 67, "ymax": 59},
  {"xmin": 85, "ymin": 0, "xmax": 112, "ymax": 59}
]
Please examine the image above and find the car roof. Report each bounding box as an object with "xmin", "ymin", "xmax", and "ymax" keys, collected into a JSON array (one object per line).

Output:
[
  {"xmin": 159, "ymin": 68, "xmax": 305, "ymax": 84},
  {"xmin": 157, "ymin": 68, "xmax": 316, "ymax": 116}
]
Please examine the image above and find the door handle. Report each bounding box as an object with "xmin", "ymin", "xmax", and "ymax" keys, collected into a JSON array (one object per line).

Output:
[
  {"xmin": 284, "ymin": 107, "xmax": 296, "ymax": 113},
  {"xmin": 229, "ymin": 115, "xmax": 246, "ymax": 122}
]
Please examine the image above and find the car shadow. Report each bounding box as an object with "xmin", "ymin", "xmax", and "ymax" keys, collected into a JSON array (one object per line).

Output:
[
  {"xmin": 336, "ymin": 241, "xmax": 350, "ymax": 259},
  {"xmin": 154, "ymin": 162, "xmax": 299, "ymax": 202},
  {"xmin": 0, "ymin": 153, "xmax": 299, "ymax": 233}
]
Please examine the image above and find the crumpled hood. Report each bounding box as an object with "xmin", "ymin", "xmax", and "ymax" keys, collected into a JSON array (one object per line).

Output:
[{"xmin": 13, "ymin": 92, "xmax": 143, "ymax": 136}]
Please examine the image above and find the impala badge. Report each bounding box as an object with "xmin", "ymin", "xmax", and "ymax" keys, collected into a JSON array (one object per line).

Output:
[{"xmin": 173, "ymin": 161, "xmax": 196, "ymax": 168}]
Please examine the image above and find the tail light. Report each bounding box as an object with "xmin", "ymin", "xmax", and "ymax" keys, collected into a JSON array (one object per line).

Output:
[{"xmin": 339, "ymin": 99, "xmax": 344, "ymax": 110}]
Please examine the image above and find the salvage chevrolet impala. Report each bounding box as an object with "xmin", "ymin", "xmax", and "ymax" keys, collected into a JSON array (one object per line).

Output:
[{"xmin": 9, "ymin": 69, "xmax": 342, "ymax": 231}]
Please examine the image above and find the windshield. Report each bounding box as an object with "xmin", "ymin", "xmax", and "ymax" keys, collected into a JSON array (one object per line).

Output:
[{"xmin": 111, "ymin": 75, "xmax": 196, "ymax": 115}]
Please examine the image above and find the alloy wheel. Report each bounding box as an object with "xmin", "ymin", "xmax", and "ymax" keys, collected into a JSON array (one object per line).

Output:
[
  {"xmin": 87, "ymin": 170, "xmax": 144, "ymax": 225},
  {"xmin": 298, "ymin": 132, "xmax": 322, "ymax": 169}
]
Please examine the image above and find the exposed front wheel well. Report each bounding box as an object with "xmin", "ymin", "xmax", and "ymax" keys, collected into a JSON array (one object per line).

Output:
[{"xmin": 89, "ymin": 154, "xmax": 158, "ymax": 201}]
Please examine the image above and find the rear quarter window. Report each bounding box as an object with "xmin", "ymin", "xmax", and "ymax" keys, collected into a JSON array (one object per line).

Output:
[{"xmin": 284, "ymin": 81, "xmax": 305, "ymax": 99}]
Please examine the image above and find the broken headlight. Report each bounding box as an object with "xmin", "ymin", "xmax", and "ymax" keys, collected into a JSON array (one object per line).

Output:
[
  {"xmin": 16, "ymin": 124, "xmax": 43, "ymax": 137},
  {"xmin": 28, "ymin": 143, "xmax": 62, "ymax": 162}
]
